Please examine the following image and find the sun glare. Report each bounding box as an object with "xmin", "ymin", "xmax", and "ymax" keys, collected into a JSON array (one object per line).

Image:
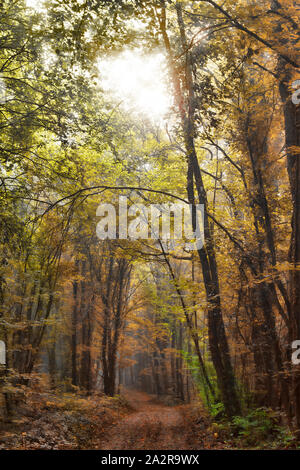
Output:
[
  {"xmin": 98, "ymin": 51, "xmax": 171, "ymax": 121},
  {"xmin": 25, "ymin": 0, "xmax": 46, "ymax": 13}
]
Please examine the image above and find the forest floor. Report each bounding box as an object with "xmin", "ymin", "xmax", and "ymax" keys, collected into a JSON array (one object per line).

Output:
[
  {"xmin": 97, "ymin": 390, "xmax": 226, "ymax": 450},
  {"xmin": 0, "ymin": 388, "xmax": 132, "ymax": 450},
  {"xmin": 0, "ymin": 388, "xmax": 227, "ymax": 450},
  {"xmin": 0, "ymin": 388, "xmax": 294, "ymax": 449}
]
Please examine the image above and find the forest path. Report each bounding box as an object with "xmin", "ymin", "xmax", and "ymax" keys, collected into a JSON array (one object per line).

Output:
[{"xmin": 97, "ymin": 390, "xmax": 209, "ymax": 450}]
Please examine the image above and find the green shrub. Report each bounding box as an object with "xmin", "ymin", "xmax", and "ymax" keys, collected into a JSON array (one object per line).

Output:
[
  {"xmin": 232, "ymin": 408, "xmax": 277, "ymax": 446},
  {"xmin": 210, "ymin": 402, "xmax": 225, "ymax": 419}
]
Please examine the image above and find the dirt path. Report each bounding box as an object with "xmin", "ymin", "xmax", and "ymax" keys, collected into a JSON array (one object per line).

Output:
[{"xmin": 97, "ymin": 391, "xmax": 208, "ymax": 450}]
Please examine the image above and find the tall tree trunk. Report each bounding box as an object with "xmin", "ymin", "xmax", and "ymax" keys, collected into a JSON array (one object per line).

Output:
[
  {"xmin": 71, "ymin": 274, "xmax": 79, "ymax": 387},
  {"xmin": 157, "ymin": 1, "xmax": 241, "ymax": 416},
  {"xmin": 278, "ymin": 62, "xmax": 300, "ymax": 432}
]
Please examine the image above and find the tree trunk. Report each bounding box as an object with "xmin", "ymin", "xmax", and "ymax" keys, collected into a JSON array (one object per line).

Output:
[
  {"xmin": 278, "ymin": 61, "xmax": 300, "ymax": 433},
  {"xmin": 158, "ymin": 1, "xmax": 240, "ymax": 416}
]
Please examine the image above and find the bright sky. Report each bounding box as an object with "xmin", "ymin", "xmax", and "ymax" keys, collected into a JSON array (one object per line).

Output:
[
  {"xmin": 25, "ymin": 0, "xmax": 45, "ymax": 12},
  {"xmin": 98, "ymin": 51, "xmax": 171, "ymax": 121},
  {"xmin": 25, "ymin": 1, "xmax": 171, "ymax": 120}
]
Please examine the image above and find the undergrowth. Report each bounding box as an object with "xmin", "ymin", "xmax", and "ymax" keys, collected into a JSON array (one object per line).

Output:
[{"xmin": 211, "ymin": 407, "xmax": 298, "ymax": 449}]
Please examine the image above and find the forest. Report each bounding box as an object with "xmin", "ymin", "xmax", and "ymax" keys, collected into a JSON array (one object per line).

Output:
[{"xmin": 0, "ymin": 0, "xmax": 299, "ymax": 451}]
